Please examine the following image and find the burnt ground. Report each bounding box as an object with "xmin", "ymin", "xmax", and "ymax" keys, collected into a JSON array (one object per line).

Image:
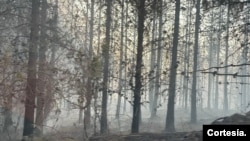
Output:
[
  {"xmin": 1, "ymin": 109, "xmax": 250, "ymax": 141},
  {"xmin": 89, "ymin": 109, "xmax": 250, "ymax": 141}
]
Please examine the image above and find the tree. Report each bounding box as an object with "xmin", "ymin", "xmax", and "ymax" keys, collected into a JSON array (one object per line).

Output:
[
  {"xmin": 84, "ymin": 0, "xmax": 95, "ymax": 131},
  {"xmin": 214, "ymin": 4, "xmax": 222, "ymax": 110},
  {"xmin": 152, "ymin": 0, "xmax": 163, "ymax": 118},
  {"xmin": 148, "ymin": 0, "xmax": 157, "ymax": 115},
  {"xmin": 223, "ymin": 0, "xmax": 230, "ymax": 112},
  {"xmin": 100, "ymin": 0, "xmax": 112, "ymax": 135},
  {"xmin": 131, "ymin": 0, "xmax": 146, "ymax": 134},
  {"xmin": 43, "ymin": 0, "xmax": 58, "ymax": 124},
  {"xmin": 207, "ymin": 3, "xmax": 215, "ymax": 109},
  {"xmin": 116, "ymin": 0, "xmax": 125, "ymax": 120},
  {"xmin": 190, "ymin": 0, "xmax": 201, "ymax": 124},
  {"xmin": 123, "ymin": 0, "xmax": 129, "ymax": 114},
  {"xmin": 23, "ymin": 0, "xmax": 40, "ymax": 139},
  {"xmin": 241, "ymin": 0, "xmax": 249, "ymax": 111},
  {"xmin": 182, "ymin": 0, "xmax": 192, "ymax": 110},
  {"xmin": 165, "ymin": 0, "xmax": 180, "ymax": 132},
  {"xmin": 35, "ymin": 0, "xmax": 48, "ymax": 135}
]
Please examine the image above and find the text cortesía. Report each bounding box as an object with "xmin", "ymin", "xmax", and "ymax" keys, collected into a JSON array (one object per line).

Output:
[
  {"xmin": 207, "ymin": 129, "xmax": 246, "ymax": 136},
  {"xmin": 203, "ymin": 125, "xmax": 250, "ymax": 141}
]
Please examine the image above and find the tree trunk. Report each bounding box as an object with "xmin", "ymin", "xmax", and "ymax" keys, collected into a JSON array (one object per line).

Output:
[
  {"xmin": 223, "ymin": 1, "xmax": 230, "ymax": 113},
  {"xmin": 240, "ymin": 1, "xmax": 249, "ymax": 111},
  {"xmin": 23, "ymin": 0, "xmax": 40, "ymax": 138},
  {"xmin": 35, "ymin": 0, "xmax": 47, "ymax": 135},
  {"xmin": 43, "ymin": 0, "xmax": 58, "ymax": 122},
  {"xmin": 97, "ymin": 1, "xmax": 102, "ymax": 55},
  {"xmin": 131, "ymin": 0, "xmax": 145, "ymax": 134},
  {"xmin": 149, "ymin": 0, "xmax": 157, "ymax": 117},
  {"xmin": 152, "ymin": 0, "xmax": 163, "ymax": 118},
  {"xmin": 165, "ymin": 0, "xmax": 180, "ymax": 132},
  {"xmin": 183, "ymin": 1, "xmax": 192, "ymax": 110},
  {"xmin": 215, "ymin": 5, "xmax": 222, "ymax": 110},
  {"xmin": 100, "ymin": 0, "xmax": 112, "ymax": 135},
  {"xmin": 207, "ymin": 5, "xmax": 214, "ymax": 110},
  {"xmin": 84, "ymin": 0, "xmax": 95, "ymax": 130},
  {"xmin": 116, "ymin": 0, "xmax": 125, "ymax": 119},
  {"xmin": 190, "ymin": 0, "xmax": 201, "ymax": 124},
  {"xmin": 123, "ymin": 0, "xmax": 129, "ymax": 114}
]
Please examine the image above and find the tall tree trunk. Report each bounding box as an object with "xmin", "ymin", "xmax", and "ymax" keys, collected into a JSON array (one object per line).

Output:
[
  {"xmin": 183, "ymin": 1, "xmax": 192, "ymax": 110},
  {"xmin": 44, "ymin": 0, "xmax": 58, "ymax": 122},
  {"xmin": 223, "ymin": 0, "xmax": 230, "ymax": 113},
  {"xmin": 108, "ymin": 19, "xmax": 115, "ymax": 106},
  {"xmin": 243, "ymin": 2, "xmax": 249, "ymax": 109},
  {"xmin": 149, "ymin": 0, "xmax": 157, "ymax": 117},
  {"xmin": 82, "ymin": 0, "xmax": 89, "ymax": 126},
  {"xmin": 97, "ymin": 1, "xmax": 102, "ymax": 55},
  {"xmin": 123, "ymin": 0, "xmax": 129, "ymax": 114},
  {"xmin": 23, "ymin": 0, "xmax": 40, "ymax": 138},
  {"xmin": 190, "ymin": 0, "xmax": 201, "ymax": 124},
  {"xmin": 35, "ymin": 0, "xmax": 47, "ymax": 135},
  {"xmin": 116, "ymin": 0, "xmax": 125, "ymax": 119},
  {"xmin": 89, "ymin": 0, "xmax": 94, "ymax": 57},
  {"xmin": 94, "ymin": 1, "xmax": 103, "ymax": 134},
  {"xmin": 207, "ymin": 5, "xmax": 214, "ymax": 109},
  {"xmin": 131, "ymin": 0, "xmax": 145, "ymax": 134},
  {"xmin": 84, "ymin": 0, "xmax": 95, "ymax": 131},
  {"xmin": 215, "ymin": 5, "xmax": 222, "ymax": 110},
  {"xmin": 100, "ymin": 0, "xmax": 112, "ymax": 135},
  {"xmin": 130, "ymin": 16, "xmax": 137, "ymax": 113},
  {"xmin": 241, "ymin": 1, "xmax": 249, "ymax": 111},
  {"xmin": 165, "ymin": 0, "xmax": 180, "ymax": 132},
  {"xmin": 152, "ymin": 0, "xmax": 163, "ymax": 118}
]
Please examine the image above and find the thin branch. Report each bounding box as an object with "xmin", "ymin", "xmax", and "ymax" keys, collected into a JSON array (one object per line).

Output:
[
  {"xmin": 201, "ymin": 72, "xmax": 250, "ymax": 77},
  {"xmin": 195, "ymin": 62, "xmax": 250, "ymax": 73}
]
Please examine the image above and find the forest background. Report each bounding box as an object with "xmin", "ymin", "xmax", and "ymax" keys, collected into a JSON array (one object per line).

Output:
[{"xmin": 0, "ymin": 0, "xmax": 249, "ymax": 140}]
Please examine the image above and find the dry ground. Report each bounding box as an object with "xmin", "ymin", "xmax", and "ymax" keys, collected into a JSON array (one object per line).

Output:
[{"xmin": 0, "ymin": 108, "xmax": 242, "ymax": 141}]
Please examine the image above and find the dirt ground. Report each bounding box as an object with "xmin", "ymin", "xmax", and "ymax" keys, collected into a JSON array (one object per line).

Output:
[{"xmin": 1, "ymin": 108, "xmax": 248, "ymax": 141}]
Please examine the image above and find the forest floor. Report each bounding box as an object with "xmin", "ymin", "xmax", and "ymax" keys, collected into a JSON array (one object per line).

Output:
[
  {"xmin": 89, "ymin": 108, "xmax": 250, "ymax": 141},
  {"xmin": 0, "ymin": 108, "xmax": 246, "ymax": 141}
]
